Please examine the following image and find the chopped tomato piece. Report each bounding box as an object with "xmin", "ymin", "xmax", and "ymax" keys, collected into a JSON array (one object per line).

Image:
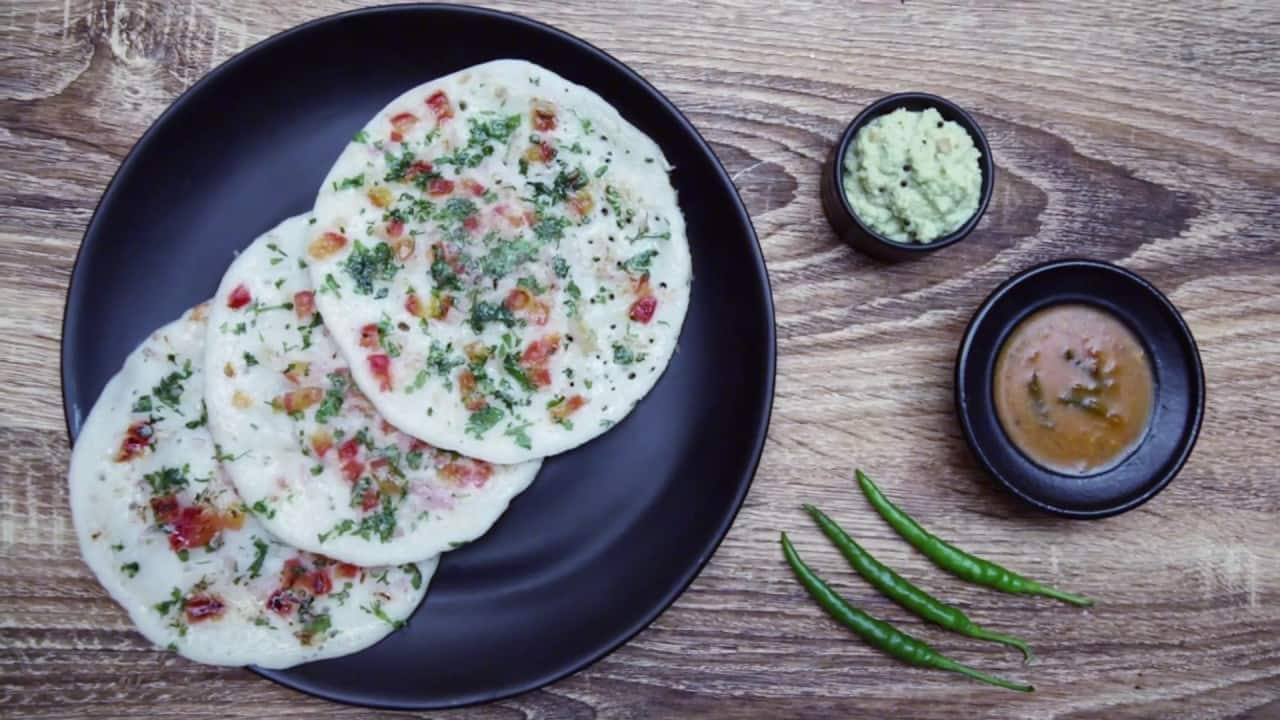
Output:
[
  {"xmin": 367, "ymin": 185, "xmax": 394, "ymax": 208},
  {"xmin": 227, "ymin": 283, "xmax": 251, "ymax": 310},
  {"xmin": 306, "ymin": 568, "xmax": 333, "ymax": 596},
  {"xmin": 221, "ymin": 508, "xmax": 245, "ymax": 531},
  {"xmin": 310, "ymin": 431, "xmax": 333, "ymax": 457},
  {"xmin": 166, "ymin": 506, "xmax": 220, "ymax": 551},
  {"xmin": 462, "ymin": 178, "xmax": 487, "ymax": 196},
  {"xmin": 293, "ymin": 290, "xmax": 315, "ymax": 318},
  {"xmin": 531, "ymin": 101, "xmax": 557, "ymax": 132},
  {"xmin": 458, "ymin": 369, "xmax": 487, "ymax": 411},
  {"xmin": 629, "ymin": 295, "xmax": 658, "ymax": 324},
  {"xmin": 359, "ymin": 323, "xmax": 380, "ymax": 349},
  {"xmin": 404, "ymin": 160, "xmax": 434, "ymax": 181},
  {"xmin": 184, "ymin": 594, "xmax": 226, "ymax": 623},
  {"xmin": 390, "ymin": 235, "xmax": 415, "ymax": 261},
  {"xmin": 386, "ymin": 219, "xmax": 404, "ymax": 238},
  {"xmin": 505, "ymin": 288, "xmax": 532, "ymax": 311},
  {"xmin": 267, "ymin": 588, "xmax": 298, "ymax": 616},
  {"xmin": 525, "ymin": 142, "xmax": 556, "ymax": 164},
  {"xmin": 150, "ymin": 495, "xmax": 179, "ymax": 524},
  {"xmin": 438, "ymin": 458, "xmax": 494, "ymax": 488},
  {"xmin": 530, "ymin": 367, "xmax": 552, "ymax": 387},
  {"xmin": 405, "ymin": 293, "xmax": 426, "ymax": 318},
  {"xmin": 281, "ymin": 558, "xmax": 307, "ymax": 586},
  {"xmin": 360, "ymin": 488, "xmax": 379, "ymax": 512},
  {"xmin": 463, "ymin": 342, "xmax": 489, "ymax": 363},
  {"xmin": 521, "ymin": 335, "xmax": 561, "ymax": 366},
  {"xmin": 341, "ymin": 460, "xmax": 364, "ymax": 483},
  {"xmin": 116, "ymin": 420, "xmax": 155, "ymax": 462},
  {"xmin": 368, "ymin": 354, "xmax": 392, "ymax": 391},
  {"xmin": 425, "ymin": 90, "xmax": 454, "ymax": 121},
  {"xmin": 273, "ymin": 387, "xmax": 323, "ymax": 414},
  {"xmin": 338, "ymin": 438, "xmax": 360, "ymax": 461},
  {"xmin": 527, "ymin": 300, "xmax": 550, "ymax": 326},
  {"xmin": 427, "ymin": 178, "xmax": 454, "ymax": 196},
  {"xmin": 309, "ymin": 231, "xmax": 347, "ymax": 260},
  {"xmin": 568, "ymin": 190, "xmax": 594, "ymax": 218},
  {"xmin": 462, "ymin": 215, "xmax": 479, "ymax": 232},
  {"xmin": 389, "ymin": 111, "xmax": 418, "ymax": 142},
  {"xmin": 335, "ymin": 562, "xmax": 360, "ymax": 579},
  {"xmin": 550, "ymin": 394, "xmax": 587, "ymax": 422}
]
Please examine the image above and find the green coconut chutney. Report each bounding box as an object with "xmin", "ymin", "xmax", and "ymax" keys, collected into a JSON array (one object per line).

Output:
[{"xmin": 842, "ymin": 107, "xmax": 982, "ymax": 244}]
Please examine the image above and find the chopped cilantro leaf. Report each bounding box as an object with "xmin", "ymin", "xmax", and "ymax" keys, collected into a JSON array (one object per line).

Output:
[
  {"xmin": 468, "ymin": 299, "xmax": 517, "ymax": 333},
  {"xmin": 144, "ymin": 465, "xmax": 189, "ymax": 496},
  {"xmin": 183, "ymin": 402, "xmax": 208, "ymax": 430},
  {"xmin": 613, "ymin": 343, "xmax": 644, "ymax": 365},
  {"xmin": 466, "ymin": 406, "xmax": 504, "ymax": 438},
  {"xmin": 620, "ymin": 249, "xmax": 659, "ymax": 274},
  {"xmin": 503, "ymin": 353, "xmax": 536, "ymax": 392},
  {"xmin": 401, "ymin": 563, "xmax": 423, "ymax": 590},
  {"xmin": 532, "ymin": 216, "xmax": 569, "ymax": 244},
  {"xmin": 248, "ymin": 537, "xmax": 268, "ymax": 579},
  {"xmin": 517, "ymin": 276, "xmax": 546, "ymax": 294},
  {"xmin": 154, "ymin": 587, "xmax": 183, "ymax": 615},
  {"xmin": 361, "ymin": 600, "xmax": 406, "ymax": 629},
  {"xmin": 431, "ymin": 257, "xmax": 462, "ymax": 291},
  {"xmin": 504, "ymin": 420, "xmax": 533, "ymax": 450},
  {"xmin": 480, "ymin": 237, "xmax": 541, "ymax": 278},
  {"xmin": 152, "ymin": 360, "xmax": 194, "ymax": 413},
  {"xmin": 343, "ymin": 241, "xmax": 398, "ymax": 295},
  {"xmin": 314, "ymin": 371, "xmax": 348, "ymax": 424},
  {"xmin": 335, "ymin": 170, "xmax": 366, "ymax": 188}
]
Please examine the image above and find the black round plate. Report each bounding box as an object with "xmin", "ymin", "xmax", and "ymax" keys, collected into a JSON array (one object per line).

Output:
[
  {"xmin": 955, "ymin": 259, "xmax": 1203, "ymax": 519},
  {"xmin": 61, "ymin": 5, "xmax": 774, "ymax": 709}
]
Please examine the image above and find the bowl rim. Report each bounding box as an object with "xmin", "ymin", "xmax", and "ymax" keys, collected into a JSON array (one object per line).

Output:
[
  {"xmin": 831, "ymin": 91, "xmax": 995, "ymax": 254},
  {"xmin": 954, "ymin": 258, "xmax": 1206, "ymax": 518}
]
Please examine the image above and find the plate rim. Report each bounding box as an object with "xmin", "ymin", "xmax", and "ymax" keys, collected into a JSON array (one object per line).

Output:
[{"xmin": 59, "ymin": 2, "xmax": 777, "ymax": 709}]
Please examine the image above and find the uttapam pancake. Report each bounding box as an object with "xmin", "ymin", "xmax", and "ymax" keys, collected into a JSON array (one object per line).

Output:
[
  {"xmin": 205, "ymin": 215, "xmax": 540, "ymax": 566},
  {"xmin": 69, "ymin": 305, "xmax": 434, "ymax": 669},
  {"xmin": 307, "ymin": 59, "xmax": 692, "ymax": 464}
]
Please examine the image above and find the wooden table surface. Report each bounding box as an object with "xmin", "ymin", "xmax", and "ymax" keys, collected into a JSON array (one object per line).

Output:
[{"xmin": 3, "ymin": 1, "xmax": 1278, "ymax": 717}]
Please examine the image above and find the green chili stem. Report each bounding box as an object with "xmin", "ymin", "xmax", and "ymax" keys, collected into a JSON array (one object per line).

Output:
[
  {"xmin": 780, "ymin": 533, "xmax": 1033, "ymax": 693},
  {"xmin": 930, "ymin": 656, "xmax": 1034, "ymax": 693},
  {"xmin": 1024, "ymin": 582, "xmax": 1094, "ymax": 608},
  {"xmin": 856, "ymin": 469, "xmax": 1094, "ymax": 608},
  {"xmin": 964, "ymin": 627, "xmax": 1034, "ymax": 662}
]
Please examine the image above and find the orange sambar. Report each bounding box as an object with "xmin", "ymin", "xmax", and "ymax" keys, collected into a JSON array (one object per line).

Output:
[{"xmin": 993, "ymin": 304, "xmax": 1154, "ymax": 475}]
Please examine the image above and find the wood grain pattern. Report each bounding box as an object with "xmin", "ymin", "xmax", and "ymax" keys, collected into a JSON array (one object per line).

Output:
[{"xmin": 2, "ymin": 1, "xmax": 1278, "ymax": 717}]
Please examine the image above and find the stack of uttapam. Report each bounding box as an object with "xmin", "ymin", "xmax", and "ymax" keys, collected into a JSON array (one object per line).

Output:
[{"xmin": 71, "ymin": 60, "xmax": 692, "ymax": 668}]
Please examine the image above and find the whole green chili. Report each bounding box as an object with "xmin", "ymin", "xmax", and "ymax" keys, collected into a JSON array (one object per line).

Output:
[
  {"xmin": 804, "ymin": 504, "xmax": 1033, "ymax": 662},
  {"xmin": 855, "ymin": 469, "xmax": 1093, "ymax": 607},
  {"xmin": 780, "ymin": 533, "xmax": 1033, "ymax": 693}
]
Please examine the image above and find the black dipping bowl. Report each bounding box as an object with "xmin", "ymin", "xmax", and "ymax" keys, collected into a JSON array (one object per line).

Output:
[
  {"xmin": 956, "ymin": 260, "xmax": 1204, "ymax": 518},
  {"xmin": 821, "ymin": 92, "xmax": 994, "ymax": 261}
]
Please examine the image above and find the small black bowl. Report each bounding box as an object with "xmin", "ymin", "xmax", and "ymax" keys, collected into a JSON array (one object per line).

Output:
[
  {"xmin": 821, "ymin": 92, "xmax": 995, "ymax": 261},
  {"xmin": 955, "ymin": 259, "xmax": 1205, "ymax": 519}
]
